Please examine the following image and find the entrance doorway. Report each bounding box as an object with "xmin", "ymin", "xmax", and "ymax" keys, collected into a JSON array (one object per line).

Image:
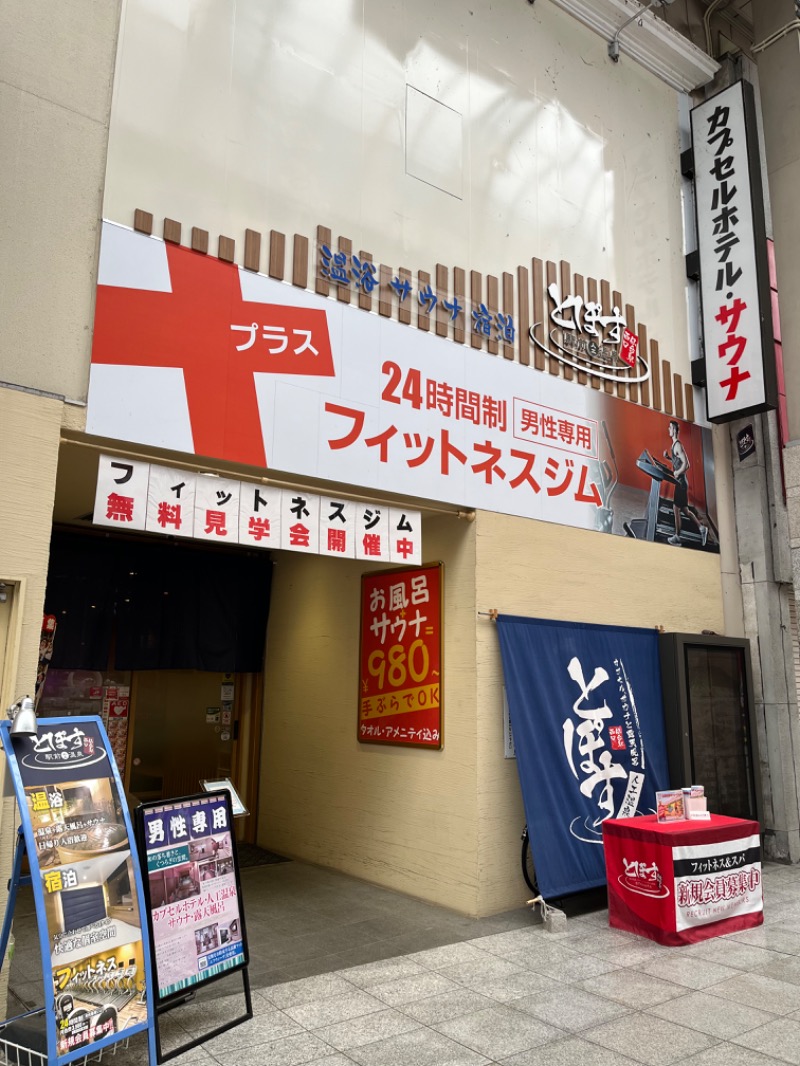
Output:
[
  {"xmin": 129, "ymin": 671, "xmax": 235, "ymax": 802},
  {"xmin": 40, "ymin": 530, "xmax": 271, "ymax": 842}
]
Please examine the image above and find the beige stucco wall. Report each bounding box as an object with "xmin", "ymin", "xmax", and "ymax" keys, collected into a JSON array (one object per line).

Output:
[
  {"xmin": 474, "ymin": 512, "xmax": 727, "ymax": 915},
  {"xmin": 259, "ymin": 511, "xmax": 480, "ymax": 913},
  {"xmin": 0, "ymin": 387, "xmax": 63, "ymax": 714},
  {"xmin": 0, "ymin": 0, "xmax": 120, "ymax": 402},
  {"xmin": 0, "ymin": 385, "xmax": 63, "ymax": 999},
  {"xmin": 260, "ymin": 496, "xmax": 728, "ymax": 917}
]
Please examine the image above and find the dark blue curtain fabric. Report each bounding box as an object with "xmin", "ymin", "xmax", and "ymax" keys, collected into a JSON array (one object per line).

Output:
[
  {"xmin": 46, "ymin": 531, "xmax": 272, "ymax": 672},
  {"xmin": 497, "ymin": 615, "xmax": 669, "ymax": 898}
]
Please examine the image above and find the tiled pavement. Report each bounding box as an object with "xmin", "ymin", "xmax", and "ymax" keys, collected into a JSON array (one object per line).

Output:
[{"xmin": 11, "ymin": 858, "xmax": 800, "ymax": 1065}]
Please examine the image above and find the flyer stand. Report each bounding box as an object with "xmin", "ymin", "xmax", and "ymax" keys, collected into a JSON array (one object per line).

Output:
[
  {"xmin": 135, "ymin": 791, "xmax": 252, "ymax": 1063},
  {"xmin": 0, "ymin": 825, "xmax": 54, "ymax": 1064},
  {"xmin": 0, "ymin": 716, "xmax": 158, "ymax": 1066}
]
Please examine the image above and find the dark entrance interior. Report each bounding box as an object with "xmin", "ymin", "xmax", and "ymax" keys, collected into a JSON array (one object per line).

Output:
[{"xmin": 39, "ymin": 530, "xmax": 272, "ymax": 833}]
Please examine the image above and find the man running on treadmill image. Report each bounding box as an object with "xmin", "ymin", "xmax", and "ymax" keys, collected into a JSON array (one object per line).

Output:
[{"xmin": 663, "ymin": 420, "xmax": 707, "ymax": 547}]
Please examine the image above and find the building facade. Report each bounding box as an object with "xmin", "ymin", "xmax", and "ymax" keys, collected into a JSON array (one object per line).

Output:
[{"xmin": 2, "ymin": 0, "xmax": 797, "ymax": 922}]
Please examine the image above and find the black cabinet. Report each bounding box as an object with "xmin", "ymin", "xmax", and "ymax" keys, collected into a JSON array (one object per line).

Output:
[{"xmin": 659, "ymin": 633, "xmax": 762, "ymax": 824}]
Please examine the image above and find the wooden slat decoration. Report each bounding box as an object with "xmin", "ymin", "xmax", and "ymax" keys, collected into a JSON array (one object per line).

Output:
[
  {"xmin": 517, "ymin": 265, "xmax": 530, "ymax": 366},
  {"xmin": 191, "ymin": 227, "xmax": 209, "ymax": 255},
  {"xmin": 163, "ymin": 218, "xmax": 181, "ymax": 244},
  {"xmin": 673, "ymin": 372, "xmax": 684, "ymax": 419},
  {"xmin": 244, "ymin": 228, "xmax": 261, "ymax": 273},
  {"xmin": 470, "ymin": 271, "xmax": 483, "ymax": 350},
  {"xmin": 613, "ymin": 290, "xmax": 626, "ymax": 400},
  {"xmin": 292, "ymin": 234, "xmax": 308, "ymax": 288},
  {"xmin": 652, "ymin": 336, "xmax": 665, "ymax": 411},
  {"xmin": 546, "ymin": 263, "xmax": 559, "ymax": 376},
  {"xmin": 269, "ymin": 230, "xmax": 285, "ymax": 281},
  {"xmin": 661, "ymin": 357, "xmax": 672, "ymax": 415},
  {"xmin": 684, "ymin": 382, "xmax": 695, "ymax": 423},
  {"xmin": 129, "ymin": 213, "xmax": 708, "ymax": 430},
  {"xmin": 638, "ymin": 324, "xmax": 651, "ymax": 408},
  {"xmin": 651, "ymin": 337, "xmax": 663, "ymax": 411},
  {"xmin": 134, "ymin": 209, "xmax": 153, "ymax": 235},
  {"xmin": 531, "ymin": 259, "xmax": 546, "ymax": 372},
  {"xmin": 573, "ymin": 273, "xmax": 587, "ymax": 386},
  {"xmin": 586, "ymin": 278, "xmax": 602, "ymax": 390},
  {"xmin": 435, "ymin": 264, "xmax": 449, "ymax": 338},
  {"xmin": 453, "ymin": 267, "xmax": 466, "ymax": 344},
  {"xmin": 398, "ymin": 268, "xmax": 412, "ymax": 324},
  {"xmin": 358, "ymin": 251, "xmax": 374, "ymax": 312},
  {"xmin": 559, "ymin": 262, "xmax": 574, "ymax": 381},
  {"xmin": 625, "ymin": 304, "xmax": 639, "ymax": 405},
  {"xmin": 502, "ymin": 272, "xmax": 514, "ymax": 361},
  {"xmin": 418, "ymin": 270, "xmax": 431, "ymax": 332},
  {"xmin": 315, "ymin": 225, "xmax": 331, "ymax": 297},
  {"xmin": 337, "ymin": 238, "xmax": 352, "ymax": 304},
  {"xmin": 486, "ymin": 274, "xmax": 499, "ymax": 356},
  {"xmin": 378, "ymin": 265, "xmax": 392, "ymax": 317},
  {"xmin": 601, "ymin": 280, "xmax": 614, "ymax": 394}
]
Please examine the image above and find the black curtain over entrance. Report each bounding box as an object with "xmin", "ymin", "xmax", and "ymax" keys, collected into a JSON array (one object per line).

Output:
[{"xmin": 46, "ymin": 531, "xmax": 271, "ymax": 672}]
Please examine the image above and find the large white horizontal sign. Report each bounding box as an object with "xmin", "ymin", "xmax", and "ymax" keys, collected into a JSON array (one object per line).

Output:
[
  {"xmin": 94, "ymin": 456, "xmax": 421, "ymax": 565},
  {"xmin": 691, "ymin": 80, "xmax": 776, "ymax": 423},
  {"xmin": 87, "ymin": 221, "xmax": 718, "ymax": 551}
]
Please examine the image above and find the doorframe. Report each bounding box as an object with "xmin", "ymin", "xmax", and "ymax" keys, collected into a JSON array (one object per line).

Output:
[
  {"xmin": 0, "ymin": 576, "xmax": 26, "ymax": 712},
  {"xmin": 231, "ymin": 671, "xmax": 264, "ymax": 844}
]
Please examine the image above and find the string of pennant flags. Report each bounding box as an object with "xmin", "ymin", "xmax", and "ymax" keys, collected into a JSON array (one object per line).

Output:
[{"xmin": 93, "ymin": 454, "xmax": 422, "ymax": 565}]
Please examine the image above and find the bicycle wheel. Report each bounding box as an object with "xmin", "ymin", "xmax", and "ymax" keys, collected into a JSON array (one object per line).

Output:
[{"xmin": 520, "ymin": 825, "xmax": 538, "ymax": 894}]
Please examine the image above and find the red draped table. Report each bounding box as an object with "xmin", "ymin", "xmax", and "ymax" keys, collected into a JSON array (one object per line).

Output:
[{"xmin": 602, "ymin": 813, "xmax": 763, "ymax": 946}]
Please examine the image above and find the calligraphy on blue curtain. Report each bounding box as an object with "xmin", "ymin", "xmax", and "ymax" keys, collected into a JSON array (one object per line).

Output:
[{"xmin": 496, "ymin": 615, "xmax": 669, "ymax": 898}]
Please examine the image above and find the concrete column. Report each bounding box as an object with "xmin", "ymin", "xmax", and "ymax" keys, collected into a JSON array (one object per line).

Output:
[
  {"xmin": 732, "ymin": 410, "xmax": 800, "ymax": 860},
  {"xmin": 753, "ymin": 1, "xmax": 800, "ymax": 438},
  {"xmin": 745, "ymin": 1, "xmax": 800, "ymax": 859}
]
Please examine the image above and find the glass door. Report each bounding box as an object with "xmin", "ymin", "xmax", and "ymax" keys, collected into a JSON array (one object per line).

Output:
[{"xmin": 684, "ymin": 644, "xmax": 758, "ymax": 821}]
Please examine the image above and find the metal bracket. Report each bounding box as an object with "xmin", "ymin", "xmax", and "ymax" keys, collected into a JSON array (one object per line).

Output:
[
  {"xmin": 608, "ymin": 0, "xmax": 675, "ymax": 62},
  {"xmin": 691, "ymin": 358, "xmax": 707, "ymax": 388}
]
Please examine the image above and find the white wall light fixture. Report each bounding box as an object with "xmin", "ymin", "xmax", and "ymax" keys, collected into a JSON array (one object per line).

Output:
[
  {"xmin": 548, "ymin": 0, "xmax": 719, "ymax": 93},
  {"xmin": 7, "ymin": 695, "xmax": 37, "ymax": 738}
]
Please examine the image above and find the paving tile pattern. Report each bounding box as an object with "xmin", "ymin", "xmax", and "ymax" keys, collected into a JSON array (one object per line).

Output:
[{"xmin": 8, "ymin": 859, "xmax": 800, "ymax": 1064}]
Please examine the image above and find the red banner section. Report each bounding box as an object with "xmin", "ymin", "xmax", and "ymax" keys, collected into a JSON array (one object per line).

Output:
[
  {"xmin": 92, "ymin": 241, "xmax": 335, "ymax": 468},
  {"xmin": 359, "ymin": 564, "xmax": 442, "ymax": 748},
  {"xmin": 603, "ymin": 814, "xmax": 763, "ymax": 946}
]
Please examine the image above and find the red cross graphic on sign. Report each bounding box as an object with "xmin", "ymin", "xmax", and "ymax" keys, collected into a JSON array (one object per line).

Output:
[{"xmin": 91, "ymin": 242, "xmax": 335, "ymax": 467}]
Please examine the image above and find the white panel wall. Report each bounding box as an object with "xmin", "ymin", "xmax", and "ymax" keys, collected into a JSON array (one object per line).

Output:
[{"xmin": 104, "ymin": 0, "xmax": 691, "ymax": 378}]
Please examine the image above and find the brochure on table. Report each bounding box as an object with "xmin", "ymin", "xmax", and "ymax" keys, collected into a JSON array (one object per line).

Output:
[
  {"xmin": 0, "ymin": 716, "xmax": 157, "ymax": 1065},
  {"xmin": 656, "ymin": 785, "xmax": 710, "ymax": 822}
]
